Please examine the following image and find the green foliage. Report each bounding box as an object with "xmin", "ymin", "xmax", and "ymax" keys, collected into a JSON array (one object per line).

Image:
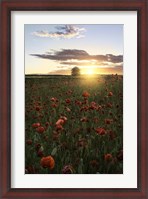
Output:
[{"xmin": 71, "ymin": 67, "xmax": 81, "ymax": 76}]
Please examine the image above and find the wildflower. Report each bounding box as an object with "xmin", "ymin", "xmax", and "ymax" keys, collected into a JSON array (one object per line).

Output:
[
  {"xmin": 50, "ymin": 97, "xmax": 58, "ymax": 102},
  {"xmin": 35, "ymin": 106, "xmax": 40, "ymax": 111},
  {"xmin": 89, "ymin": 101, "xmax": 97, "ymax": 110},
  {"xmin": 60, "ymin": 116, "xmax": 67, "ymax": 122},
  {"xmin": 106, "ymin": 103, "xmax": 112, "ymax": 108},
  {"xmin": 45, "ymin": 122, "xmax": 50, "ymax": 127},
  {"xmin": 32, "ymin": 123, "xmax": 41, "ymax": 128},
  {"xmin": 36, "ymin": 126, "xmax": 45, "ymax": 134},
  {"xmin": 62, "ymin": 165, "xmax": 74, "ymax": 174},
  {"xmin": 80, "ymin": 117, "xmax": 88, "ymax": 122},
  {"xmin": 56, "ymin": 124, "xmax": 63, "ymax": 131},
  {"xmin": 108, "ymin": 92, "xmax": 113, "ymax": 96},
  {"xmin": 80, "ymin": 106, "xmax": 89, "ymax": 112},
  {"xmin": 55, "ymin": 116, "xmax": 67, "ymax": 131},
  {"xmin": 40, "ymin": 156, "xmax": 55, "ymax": 170},
  {"xmin": 75, "ymin": 100, "xmax": 82, "ymax": 106},
  {"xmin": 50, "ymin": 97, "xmax": 55, "ymax": 102},
  {"xmin": 35, "ymin": 143, "xmax": 41, "ymax": 151},
  {"xmin": 65, "ymin": 107, "xmax": 71, "ymax": 112},
  {"xmin": 105, "ymin": 119, "xmax": 113, "ymax": 124},
  {"xmin": 37, "ymin": 148, "xmax": 44, "ymax": 157},
  {"xmin": 51, "ymin": 103, "xmax": 58, "ymax": 108},
  {"xmin": 96, "ymin": 128, "xmax": 106, "ymax": 135},
  {"xmin": 65, "ymin": 98, "xmax": 71, "ymax": 104},
  {"xmin": 82, "ymin": 91, "xmax": 90, "ymax": 98},
  {"xmin": 104, "ymin": 153, "xmax": 113, "ymax": 161},
  {"xmin": 56, "ymin": 119, "xmax": 65, "ymax": 126},
  {"xmin": 82, "ymin": 98, "xmax": 88, "ymax": 105}
]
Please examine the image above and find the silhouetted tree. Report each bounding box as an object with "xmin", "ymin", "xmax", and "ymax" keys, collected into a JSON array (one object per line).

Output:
[{"xmin": 71, "ymin": 67, "xmax": 80, "ymax": 76}]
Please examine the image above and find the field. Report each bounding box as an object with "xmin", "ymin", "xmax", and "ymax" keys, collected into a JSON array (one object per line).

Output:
[{"xmin": 25, "ymin": 75, "xmax": 123, "ymax": 174}]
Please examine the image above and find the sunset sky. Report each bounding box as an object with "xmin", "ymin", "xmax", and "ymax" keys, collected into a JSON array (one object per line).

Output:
[{"xmin": 25, "ymin": 24, "xmax": 123, "ymax": 75}]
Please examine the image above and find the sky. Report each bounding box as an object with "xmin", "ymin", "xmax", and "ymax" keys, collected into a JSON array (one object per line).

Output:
[{"xmin": 25, "ymin": 24, "xmax": 123, "ymax": 75}]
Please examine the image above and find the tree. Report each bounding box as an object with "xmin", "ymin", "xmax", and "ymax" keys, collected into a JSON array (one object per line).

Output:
[{"xmin": 71, "ymin": 67, "xmax": 80, "ymax": 76}]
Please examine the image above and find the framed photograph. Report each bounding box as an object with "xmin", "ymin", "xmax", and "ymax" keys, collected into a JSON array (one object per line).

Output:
[{"xmin": 0, "ymin": 0, "xmax": 147, "ymax": 198}]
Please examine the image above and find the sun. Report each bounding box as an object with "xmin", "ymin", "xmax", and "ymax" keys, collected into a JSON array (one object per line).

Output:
[{"xmin": 86, "ymin": 68, "xmax": 94, "ymax": 75}]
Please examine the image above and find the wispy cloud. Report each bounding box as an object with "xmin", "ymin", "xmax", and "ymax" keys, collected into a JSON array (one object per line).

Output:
[
  {"xmin": 31, "ymin": 49, "xmax": 123, "ymax": 66},
  {"xmin": 32, "ymin": 25, "xmax": 86, "ymax": 39}
]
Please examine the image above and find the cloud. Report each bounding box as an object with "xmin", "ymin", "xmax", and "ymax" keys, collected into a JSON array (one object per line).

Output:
[
  {"xmin": 60, "ymin": 61, "xmax": 89, "ymax": 66},
  {"xmin": 31, "ymin": 49, "xmax": 123, "ymax": 66},
  {"xmin": 32, "ymin": 25, "xmax": 85, "ymax": 39},
  {"xmin": 31, "ymin": 49, "xmax": 89, "ymax": 61}
]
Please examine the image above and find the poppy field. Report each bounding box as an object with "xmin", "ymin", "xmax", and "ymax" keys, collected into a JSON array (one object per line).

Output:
[{"xmin": 25, "ymin": 75, "xmax": 123, "ymax": 174}]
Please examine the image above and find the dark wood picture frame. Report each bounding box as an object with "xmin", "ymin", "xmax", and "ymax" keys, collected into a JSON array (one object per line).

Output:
[{"xmin": 0, "ymin": 0, "xmax": 147, "ymax": 198}]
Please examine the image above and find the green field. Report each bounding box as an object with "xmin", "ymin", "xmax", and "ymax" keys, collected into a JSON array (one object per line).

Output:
[{"xmin": 25, "ymin": 75, "xmax": 123, "ymax": 174}]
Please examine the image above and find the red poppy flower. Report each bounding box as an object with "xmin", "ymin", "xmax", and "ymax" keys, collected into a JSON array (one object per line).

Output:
[
  {"xmin": 90, "ymin": 101, "xmax": 97, "ymax": 106},
  {"xmin": 56, "ymin": 119, "xmax": 65, "ymax": 126},
  {"xmin": 65, "ymin": 107, "xmax": 71, "ymax": 112},
  {"xmin": 35, "ymin": 106, "xmax": 40, "ymax": 111},
  {"xmin": 106, "ymin": 103, "xmax": 112, "ymax": 108},
  {"xmin": 65, "ymin": 98, "xmax": 71, "ymax": 104},
  {"xmin": 82, "ymin": 91, "xmax": 90, "ymax": 98},
  {"xmin": 45, "ymin": 122, "xmax": 50, "ymax": 127},
  {"xmin": 40, "ymin": 156, "xmax": 55, "ymax": 170},
  {"xmin": 51, "ymin": 103, "xmax": 58, "ymax": 108},
  {"xmin": 60, "ymin": 116, "xmax": 67, "ymax": 122},
  {"xmin": 56, "ymin": 124, "xmax": 63, "ymax": 131},
  {"xmin": 37, "ymin": 148, "xmax": 44, "ymax": 157},
  {"xmin": 80, "ymin": 106, "xmax": 89, "ymax": 112},
  {"xmin": 96, "ymin": 128, "xmax": 106, "ymax": 135},
  {"xmin": 75, "ymin": 100, "xmax": 82, "ymax": 106},
  {"xmin": 36, "ymin": 126, "xmax": 45, "ymax": 134},
  {"xmin": 108, "ymin": 92, "xmax": 113, "ymax": 96},
  {"xmin": 104, "ymin": 153, "xmax": 113, "ymax": 161},
  {"xmin": 35, "ymin": 143, "xmax": 41, "ymax": 151},
  {"xmin": 80, "ymin": 117, "xmax": 88, "ymax": 122},
  {"xmin": 105, "ymin": 119, "xmax": 113, "ymax": 124},
  {"xmin": 62, "ymin": 165, "xmax": 74, "ymax": 174},
  {"xmin": 50, "ymin": 97, "xmax": 58, "ymax": 102},
  {"xmin": 32, "ymin": 123, "xmax": 41, "ymax": 128}
]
